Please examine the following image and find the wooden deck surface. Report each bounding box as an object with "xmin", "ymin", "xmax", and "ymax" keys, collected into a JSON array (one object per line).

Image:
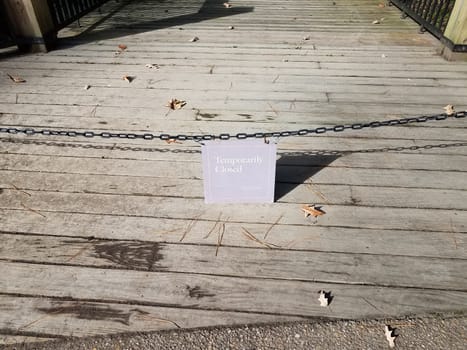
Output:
[{"xmin": 1, "ymin": 0, "xmax": 466, "ymax": 345}]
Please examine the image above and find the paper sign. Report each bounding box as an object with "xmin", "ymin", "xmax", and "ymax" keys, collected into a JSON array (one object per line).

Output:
[{"xmin": 202, "ymin": 139, "xmax": 277, "ymax": 203}]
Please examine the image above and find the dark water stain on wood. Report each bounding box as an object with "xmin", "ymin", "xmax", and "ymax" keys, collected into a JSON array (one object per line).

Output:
[
  {"xmin": 186, "ymin": 285, "xmax": 215, "ymax": 299},
  {"xmin": 93, "ymin": 242, "xmax": 165, "ymax": 271},
  {"xmin": 237, "ymin": 113, "xmax": 253, "ymax": 119},
  {"xmin": 37, "ymin": 303, "xmax": 132, "ymax": 325},
  {"xmin": 199, "ymin": 113, "xmax": 218, "ymax": 119}
]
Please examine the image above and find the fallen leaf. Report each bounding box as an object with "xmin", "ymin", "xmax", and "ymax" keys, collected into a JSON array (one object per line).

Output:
[
  {"xmin": 165, "ymin": 139, "xmax": 182, "ymax": 144},
  {"xmin": 378, "ymin": 3, "xmax": 386, "ymax": 8},
  {"xmin": 444, "ymin": 104, "xmax": 455, "ymax": 115},
  {"xmin": 145, "ymin": 63, "xmax": 160, "ymax": 69},
  {"xmin": 189, "ymin": 36, "xmax": 199, "ymax": 42},
  {"xmin": 166, "ymin": 98, "xmax": 186, "ymax": 110},
  {"xmin": 223, "ymin": 2, "xmax": 232, "ymax": 8},
  {"xmin": 122, "ymin": 75, "xmax": 135, "ymax": 83},
  {"xmin": 118, "ymin": 44, "xmax": 127, "ymax": 51},
  {"xmin": 301, "ymin": 204, "xmax": 326, "ymax": 218},
  {"xmin": 7, "ymin": 74, "xmax": 26, "ymax": 83},
  {"xmin": 318, "ymin": 290, "xmax": 330, "ymax": 307},
  {"xmin": 384, "ymin": 325, "xmax": 397, "ymax": 348},
  {"xmin": 228, "ymin": 25, "xmax": 235, "ymax": 30},
  {"xmin": 372, "ymin": 19, "xmax": 380, "ymax": 24},
  {"xmin": 84, "ymin": 85, "xmax": 91, "ymax": 90}
]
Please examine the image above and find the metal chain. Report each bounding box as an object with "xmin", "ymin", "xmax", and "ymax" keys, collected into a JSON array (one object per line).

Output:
[{"xmin": 0, "ymin": 111, "xmax": 465, "ymax": 141}]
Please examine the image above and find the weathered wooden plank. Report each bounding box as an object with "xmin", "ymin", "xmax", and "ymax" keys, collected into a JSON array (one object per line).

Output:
[
  {"xmin": 4, "ymin": 82, "xmax": 467, "ymax": 108},
  {"xmin": 14, "ymin": 90, "xmax": 331, "ymax": 107},
  {"xmin": 2, "ymin": 146, "xmax": 466, "ymax": 171},
  {"xmin": 53, "ymin": 30, "xmax": 438, "ymax": 47},
  {"xmin": 2, "ymin": 171, "xmax": 467, "ymax": 210},
  {"xmin": 1, "ymin": 209, "xmax": 464, "ymax": 259},
  {"xmin": 1, "ymin": 116, "xmax": 465, "ymax": 141},
  {"xmin": 1, "ymin": 190, "xmax": 466, "ymax": 232},
  {"xmin": 1, "ymin": 233, "xmax": 465, "ymax": 289},
  {"xmin": 5, "ymin": 78, "xmax": 467, "ymax": 99},
  {"xmin": 1, "ymin": 71, "xmax": 448, "ymax": 90},
  {"xmin": 4, "ymin": 51, "xmax": 443, "ymax": 71},
  {"xmin": 0, "ymin": 334, "xmax": 55, "ymax": 345},
  {"xmin": 0, "ymin": 51, "xmax": 451, "ymax": 67},
  {"xmin": 4, "ymin": 56, "xmax": 467, "ymax": 74},
  {"xmin": 1, "ymin": 154, "xmax": 466, "ymax": 190},
  {"xmin": 0, "ymin": 296, "xmax": 301, "ymax": 338},
  {"xmin": 2, "ymin": 132, "xmax": 467, "ymax": 157},
  {"xmin": 1, "ymin": 101, "xmax": 465, "ymax": 126},
  {"xmin": 1, "ymin": 262, "xmax": 466, "ymax": 319},
  {"xmin": 4, "ymin": 64, "xmax": 466, "ymax": 80}
]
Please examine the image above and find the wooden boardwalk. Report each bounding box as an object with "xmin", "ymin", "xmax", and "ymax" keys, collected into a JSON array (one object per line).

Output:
[{"xmin": 0, "ymin": 0, "xmax": 466, "ymax": 345}]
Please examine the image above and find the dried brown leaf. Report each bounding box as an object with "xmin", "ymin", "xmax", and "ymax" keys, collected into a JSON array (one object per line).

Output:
[
  {"xmin": 165, "ymin": 139, "xmax": 183, "ymax": 144},
  {"xmin": 301, "ymin": 204, "xmax": 326, "ymax": 218},
  {"xmin": 7, "ymin": 74, "xmax": 26, "ymax": 83},
  {"xmin": 384, "ymin": 325, "xmax": 397, "ymax": 348},
  {"xmin": 378, "ymin": 3, "xmax": 386, "ymax": 8},
  {"xmin": 444, "ymin": 104, "xmax": 455, "ymax": 115},
  {"xmin": 166, "ymin": 98, "xmax": 186, "ymax": 110},
  {"xmin": 318, "ymin": 290, "xmax": 329, "ymax": 307},
  {"xmin": 118, "ymin": 44, "xmax": 127, "ymax": 50},
  {"xmin": 122, "ymin": 75, "xmax": 135, "ymax": 83}
]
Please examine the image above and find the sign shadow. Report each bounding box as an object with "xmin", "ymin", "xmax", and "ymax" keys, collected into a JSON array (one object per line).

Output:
[{"xmin": 275, "ymin": 153, "xmax": 340, "ymax": 201}]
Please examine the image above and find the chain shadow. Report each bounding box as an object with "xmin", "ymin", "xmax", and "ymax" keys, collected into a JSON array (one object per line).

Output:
[
  {"xmin": 59, "ymin": 0, "xmax": 254, "ymax": 46},
  {"xmin": 2, "ymin": 137, "xmax": 466, "ymax": 202},
  {"xmin": 275, "ymin": 154, "xmax": 340, "ymax": 201},
  {"xmin": 2, "ymin": 137, "xmax": 466, "ymax": 155}
]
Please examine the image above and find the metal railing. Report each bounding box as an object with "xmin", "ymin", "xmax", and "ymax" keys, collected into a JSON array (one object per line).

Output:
[
  {"xmin": 390, "ymin": 0, "xmax": 455, "ymax": 38},
  {"xmin": 47, "ymin": 0, "xmax": 112, "ymax": 30}
]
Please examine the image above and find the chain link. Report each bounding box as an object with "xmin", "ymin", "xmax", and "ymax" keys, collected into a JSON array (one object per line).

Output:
[{"xmin": 0, "ymin": 111, "xmax": 465, "ymax": 141}]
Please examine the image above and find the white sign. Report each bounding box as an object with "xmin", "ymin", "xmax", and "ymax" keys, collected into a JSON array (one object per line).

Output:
[{"xmin": 201, "ymin": 139, "xmax": 277, "ymax": 203}]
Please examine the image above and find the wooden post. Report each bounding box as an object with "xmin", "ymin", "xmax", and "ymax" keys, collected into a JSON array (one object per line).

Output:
[
  {"xmin": 441, "ymin": 0, "xmax": 467, "ymax": 60},
  {"xmin": 1, "ymin": 0, "xmax": 57, "ymax": 52}
]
